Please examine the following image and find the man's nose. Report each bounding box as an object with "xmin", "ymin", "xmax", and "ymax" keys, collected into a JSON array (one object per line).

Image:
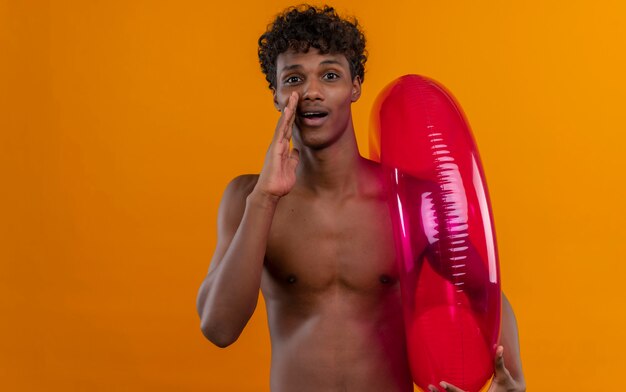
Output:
[{"xmin": 301, "ymin": 79, "xmax": 323, "ymax": 101}]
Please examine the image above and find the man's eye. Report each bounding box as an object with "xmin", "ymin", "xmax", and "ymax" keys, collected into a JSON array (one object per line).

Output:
[
  {"xmin": 324, "ymin": 72, "xmax": 339, "ymax": 80},
  {"xmin": 285, "ymin": 76, "xmax": 301, "ymax": 84}
]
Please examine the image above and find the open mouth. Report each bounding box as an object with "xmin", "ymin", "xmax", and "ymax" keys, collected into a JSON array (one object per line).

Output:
[
  {"xmin": 297, "ymin": 111, "xmax": 329, "ymax": 127},
  {"xmin": 299, "ymin": 111, "xmax": 328, "ymax": 119}
]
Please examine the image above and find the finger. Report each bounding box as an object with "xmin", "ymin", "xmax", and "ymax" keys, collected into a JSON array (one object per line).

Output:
[
  {"xmin": 288, "ymin": 91, "xmax": 298, "ymax": 110},
  {"xmin": 287, "ymin": 121, "xmax": 299, "ymax": 144},
  {"xmin": 285, "ymin": 92, "xmax": 298, "ymax": 141},
  {"xmin": 428, "ymin": 385, "xmax": 440, "ymax": 392},
  {"xmin": 439, "ymin": 381, "xmax": 466, "ymax": 392},
  {"xmin": 272, "ymin": 93, "xmax": 296, "ymax": 143},
  {"xmin": 494, "ymin": 345, "xmax": 506, "ymax": 374},
  {"xmin": 287, "ymin": 148, "xmax": 300, "ymax": 173},
  {"xmin": 289, "ymin": 147, "xmax": 300, "ymax": 162},
  {"xmin": 275, "ymin": 94, "xmax": 294, "ymax": 142},
  {"xmin": 272, "ymin": 109, "xmax": 288, "ymax": 143},
  {"xmin": 285, "ymin": 108, "xmax": 296, "ymax": 141}
]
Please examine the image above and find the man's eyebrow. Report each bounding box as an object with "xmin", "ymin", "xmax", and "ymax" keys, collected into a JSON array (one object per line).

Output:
[
  {"xmin": 279, "ymin": 59, "xmax": 345, "ymax": 74},
  {"xmin": 280, "ymin": 64, "xmax": 303, "ymax": 73},
  {"xmin": 319, "ymin": 59, "xmax": 343, "ymax": 67}
]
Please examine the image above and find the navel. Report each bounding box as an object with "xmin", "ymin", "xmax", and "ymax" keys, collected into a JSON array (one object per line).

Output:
[{"xmin": 286, "ymin": 274, "xmax": 297, "ymax": 284}]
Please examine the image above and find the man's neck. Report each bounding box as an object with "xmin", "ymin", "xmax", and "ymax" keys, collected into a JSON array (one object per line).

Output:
[{"xmin": 295, "ymin": 125, "xmax": 365, "ymax": 198}]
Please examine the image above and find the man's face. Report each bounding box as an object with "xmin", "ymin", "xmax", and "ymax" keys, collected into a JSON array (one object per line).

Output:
[{"xmin": 274, "ymin": 48, "xmax": 361, "ymax": 149}]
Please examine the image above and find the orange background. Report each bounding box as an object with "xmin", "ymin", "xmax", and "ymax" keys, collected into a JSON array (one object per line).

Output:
[{"xmin": 2, "ymin": 1, "xmax": 625, "ymax": 390}]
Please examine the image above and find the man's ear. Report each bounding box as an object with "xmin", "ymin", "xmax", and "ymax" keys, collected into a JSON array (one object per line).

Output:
[
  {"xmin": 273, "ymin": 89, "xmax": 281, "ymax": 112},
  {"xmin": 351, "ymin": 76, "xmax": 362, "ymax": 102}
]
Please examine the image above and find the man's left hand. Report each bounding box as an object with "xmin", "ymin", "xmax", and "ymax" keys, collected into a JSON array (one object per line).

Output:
[{"xmin": 427, "ymin": 346, "xmax": 526, "ymax": 392}]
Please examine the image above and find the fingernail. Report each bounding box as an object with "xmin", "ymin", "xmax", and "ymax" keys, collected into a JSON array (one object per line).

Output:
[{"xmin": 439, "ymin": 381, "xmax": 448, "ymax": 390}]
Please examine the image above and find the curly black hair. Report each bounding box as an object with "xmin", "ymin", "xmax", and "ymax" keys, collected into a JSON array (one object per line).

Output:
[{"xmin": 258, "ymin": 4, "xmax": 367, "ymax": 91}]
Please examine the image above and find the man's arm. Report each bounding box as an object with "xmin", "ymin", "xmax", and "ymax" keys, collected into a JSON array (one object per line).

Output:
[
  {"xmin": 195, "ymin": 176, "xmax": 277, "ymax": 347},
  {"xmin": 496, "ymin": 292, "xmax": 526, "ymax": 390},
  {"xmin": 195, "ymin": 92, "xmax": 300, "ymax": 348}
]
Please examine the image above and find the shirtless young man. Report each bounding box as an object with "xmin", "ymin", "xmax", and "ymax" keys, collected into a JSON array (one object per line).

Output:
[{"xmin": 196, "ymin": 5, "xmax": 526, "ymax": 392}]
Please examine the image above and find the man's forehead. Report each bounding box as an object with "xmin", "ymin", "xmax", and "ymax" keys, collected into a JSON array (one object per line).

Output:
[{"xmin": 277, "ymin": 49, "xmax": 349, "ymax": 72}]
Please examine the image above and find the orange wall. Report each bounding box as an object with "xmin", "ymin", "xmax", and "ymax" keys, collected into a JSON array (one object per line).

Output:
[{"xmin": 1, "ymin": 1, "xmax": 625, "ymax": 390}]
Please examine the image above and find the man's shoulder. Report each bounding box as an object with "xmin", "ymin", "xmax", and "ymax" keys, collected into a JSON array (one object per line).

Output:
[
  {"xmin": 223, "ymin": 174, "xmax": 260, "ymax": 200},
  {"xmin": 216, "ymin": 174, "xmax": 259, "ymax": 221}
]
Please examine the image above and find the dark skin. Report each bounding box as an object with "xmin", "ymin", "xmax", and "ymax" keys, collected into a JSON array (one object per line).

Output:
[{"xmin": 196, "ymin": 48, "xmax": 526, "ymax": 391}]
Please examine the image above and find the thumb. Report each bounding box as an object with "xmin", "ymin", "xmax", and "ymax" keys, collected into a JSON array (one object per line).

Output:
[{"xmin": 493, "ymin": 345, "xmax": 512, "ymax": 382}]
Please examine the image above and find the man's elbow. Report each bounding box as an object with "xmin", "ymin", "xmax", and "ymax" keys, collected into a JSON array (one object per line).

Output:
[{"xmin": 200, "ymin": 320, "xmax": 240, "ymax": 348}]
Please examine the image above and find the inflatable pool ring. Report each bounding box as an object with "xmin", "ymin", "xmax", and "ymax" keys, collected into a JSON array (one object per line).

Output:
[{"xmin": 370, "ymin": 75, "xmax": 501, "ymax": 391}]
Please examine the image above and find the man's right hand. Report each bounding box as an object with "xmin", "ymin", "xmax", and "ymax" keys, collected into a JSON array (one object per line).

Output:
[{"xmin": 254, "ymin": 91, "xmax": 300, "ymax": 200}]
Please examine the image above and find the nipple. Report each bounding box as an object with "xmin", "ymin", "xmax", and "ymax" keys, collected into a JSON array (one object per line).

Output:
[{"xmin": 379, "ymin": 274, "xmax": 394, "ymax": 284}]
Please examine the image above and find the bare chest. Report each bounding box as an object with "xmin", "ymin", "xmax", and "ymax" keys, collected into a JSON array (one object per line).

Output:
[{"xmin": 263, "ymin": 194, "xmax": 398, "ymax": 292}]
